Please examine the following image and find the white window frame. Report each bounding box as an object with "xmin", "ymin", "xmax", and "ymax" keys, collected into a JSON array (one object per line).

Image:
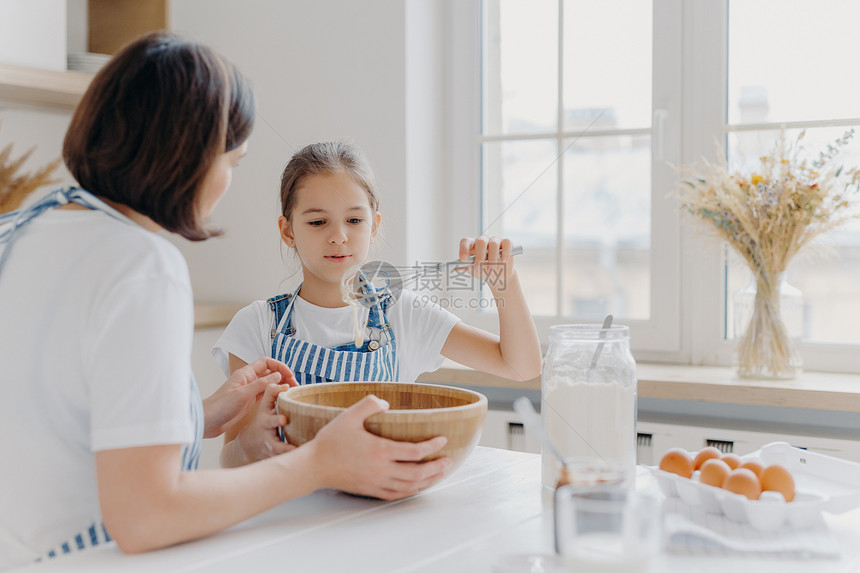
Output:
[
  {"xmin": 685, "ymin": 0, "xmax": 860, "ymax": 373},
  {"xmin": 446, "ymin": 0, "xmax": 860, "ymax": 373},
  {"xmin": 447, "ymin": 0, "xmax": 683, "ymax": 357}
]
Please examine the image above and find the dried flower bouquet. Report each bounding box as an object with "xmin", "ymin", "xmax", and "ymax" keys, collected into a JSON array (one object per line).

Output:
[{"xmin": 678, "ymin": 130, "xmax": 860, "ymax": 378}]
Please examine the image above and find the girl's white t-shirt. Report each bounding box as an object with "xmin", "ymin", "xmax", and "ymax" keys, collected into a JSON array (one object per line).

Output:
[
  {"xmin": 213, "ymin": 289, "xmax": 461, "ymax": 383},
  {"xmin": 0, "ymin": 209, "xmax": 195, "ymax": 568}
]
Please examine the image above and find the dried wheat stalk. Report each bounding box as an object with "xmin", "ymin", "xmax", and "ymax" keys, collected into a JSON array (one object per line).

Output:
[{"xmin": 0, "ymin": 124, "xmax": 63, "ymax": 215}]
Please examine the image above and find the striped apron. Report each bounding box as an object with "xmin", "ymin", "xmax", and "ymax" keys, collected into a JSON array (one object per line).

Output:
[
  {"xmin": 0, "ymin": 187, "xmax": 203, "ymax": 563},
  {"xmin": 268, "ymin": 283, "xmax": 399, "ymax": 385}
]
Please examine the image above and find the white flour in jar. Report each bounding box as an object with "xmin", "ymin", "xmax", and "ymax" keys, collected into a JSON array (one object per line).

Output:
[{"xmin": 541, "ymin": 374, "xmax": 636, "ymax": 489}]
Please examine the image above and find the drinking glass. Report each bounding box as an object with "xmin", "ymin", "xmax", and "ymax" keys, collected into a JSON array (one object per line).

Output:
[{"xmin": 554, "ymin": 486, "xmax": 662, "ymax": 572}]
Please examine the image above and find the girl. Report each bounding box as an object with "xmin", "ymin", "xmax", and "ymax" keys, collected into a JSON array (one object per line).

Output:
[
  {"xmin": 214, "ymin": 142, "xmax": 542, "ymax": 465},
  {"xmin": 0, "ymin": 34, "xmax": 448, "ymax": 569}
]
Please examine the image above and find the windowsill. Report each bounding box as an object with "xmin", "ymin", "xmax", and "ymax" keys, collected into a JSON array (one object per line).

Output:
[
  {"xmin": 194, "ymin": 303, "xmax": 860, "ymax": 414},
  {"xmin": 417, "ymin": 361, "xmax": 860, "ymax": 413}
]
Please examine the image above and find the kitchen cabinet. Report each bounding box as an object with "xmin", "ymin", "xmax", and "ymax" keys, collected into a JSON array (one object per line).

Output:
[
  {"xmin": 87, "ymin": 0, "xmax": 167, "ymax": 55},
  {"xmin": 0, "ymin": 0, "xmax": 169, "ymax": 109}
]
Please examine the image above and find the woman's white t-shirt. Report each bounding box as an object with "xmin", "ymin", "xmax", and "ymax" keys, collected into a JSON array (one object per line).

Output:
[
  {"xmin": 213, "ymin": 289, "xmax": 461, "ymax": 383},
  {"xmin": 0, "ymin": 209, "xmax": 195, "ymax": 568}
]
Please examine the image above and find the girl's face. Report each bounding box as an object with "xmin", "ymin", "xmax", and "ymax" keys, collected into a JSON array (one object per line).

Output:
[
  {"xmin": 198, "ymin": 141, "xmax": 248, "ymax": 219},
  {"xmin": 279, "ymin": 170, "xmax": 380, "ymax": 289}
]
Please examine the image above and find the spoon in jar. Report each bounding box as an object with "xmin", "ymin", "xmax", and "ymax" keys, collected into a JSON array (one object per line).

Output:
[{"xmin": 586, "ymin": 314, "xmax": 613, "ymax": 381}]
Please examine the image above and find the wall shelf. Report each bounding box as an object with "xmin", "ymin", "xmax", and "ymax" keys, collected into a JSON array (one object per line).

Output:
[
  {"xmin": 194, "ymin": 303, "xmax": 244, "ymax": 330},
  {"xmin": 0, "ymin": 62, "xmax": 92, "ymax": 109}
]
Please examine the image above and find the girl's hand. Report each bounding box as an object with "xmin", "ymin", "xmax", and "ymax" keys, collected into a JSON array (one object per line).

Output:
[
  {"xmin": 202, "ymin": 357, "xmax": 297, "ymax": 439},
  {"xmin": 232, "ymin": 382, "xmax": 296, "ymax": 464},
  {"xmin": 307, "ymin": 396, "xmax": 451, "ymax": 500},
  {"xmin": 458, "ymin": 235, "xmax": 516, "ymax": 292}
]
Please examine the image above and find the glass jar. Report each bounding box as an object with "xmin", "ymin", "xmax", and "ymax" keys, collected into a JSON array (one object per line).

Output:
[{"xmin": 541, "ymin": 324, "xmax": 637, "ymax": 490}]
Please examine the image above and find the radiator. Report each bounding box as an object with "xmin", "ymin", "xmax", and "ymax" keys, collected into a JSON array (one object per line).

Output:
[
  {"xmin": 637, "ymin": 420, "xmax": 860, "ymax": 464},
  {"xmin": 479, "ymin": 409, "xmax": 860, "ymax": 464}
]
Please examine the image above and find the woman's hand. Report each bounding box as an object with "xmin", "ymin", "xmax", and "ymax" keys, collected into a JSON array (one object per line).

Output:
[
  {"xmin": 228, "ymin": 382, "xmax": 296, "ymax": 465},
  {"xmin": 202, "ymin": 357, "xmax": 297, "ymax": 439},
  {"xmin": 306, "ymin": 395, "xmax": 451, "ymax": 500},
  {"xmin": 458, "ymin": 235, "xmax": 516, "ymax": 294}
]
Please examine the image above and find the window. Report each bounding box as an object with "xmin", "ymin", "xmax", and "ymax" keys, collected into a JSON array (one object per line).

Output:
[
  {"xmin": 459, "ymin": 0, "xmax": 681, "ymax": 354},
  {"xmin": 725, "ymin": 0, "xmax": 860, "ymax": 348},
  {"xmin": 449, "ymin": 0, "xmax": 860, "ymax": 372},
  {"xmin": 483, "ymin": 0, "xmax": 654, "ymax": 322}
]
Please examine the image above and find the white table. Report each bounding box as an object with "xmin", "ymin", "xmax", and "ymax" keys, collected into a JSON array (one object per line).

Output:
[{"xmin": 11, "ymin": 447, "xmax": 860, "ymax": 572}]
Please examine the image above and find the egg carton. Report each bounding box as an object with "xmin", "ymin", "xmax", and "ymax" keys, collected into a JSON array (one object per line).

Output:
[{"xmin": 647, "ymin": 441, "xmax": 860, "ymax": 532}]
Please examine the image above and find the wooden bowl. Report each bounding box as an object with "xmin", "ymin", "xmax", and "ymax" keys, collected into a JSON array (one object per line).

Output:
[{"xmin": 277, "ymin": 382, "xmax": 488, "ymax": 480}]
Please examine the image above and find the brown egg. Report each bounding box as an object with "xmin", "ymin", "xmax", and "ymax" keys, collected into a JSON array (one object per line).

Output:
[
  {"xmin": 693, "ymin": 446, "xmax": 722, "ymax": 470},
  {"xmin": 721, "ymin": 453, "xmax": 741, "ymax": 470},
  {"xmin": 723, "ymin": 468, "xmax": 762, "ymax": 500},
  {"xmin": 659, "ymin": 448, "xmax": 694, "ymax": 478},
  {"xmin": 699, "ymin": 458, "xmax": 731, "ymax": 488},
  {"xmin": 739, "ymin": 460, "xmax": 765, "ymax": 479},
  {"xmin": 761, "ymin": 464, "xmax": 795, "ymax": 502}
]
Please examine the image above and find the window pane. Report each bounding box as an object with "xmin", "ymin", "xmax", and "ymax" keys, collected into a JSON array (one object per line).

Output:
[
  {"xmin": 562, "ymin": 135, "xmax": 651, "ymax": 319},
  {"xmin": 726, "ymin": 127, "xmax": 860, "ymax": 344},
  {"xmin": 483, "ymin": 139, "xmax": 558, "ymax": 316},
  {"xmin": 728, "ymin": 1, "xmax": 860, "ymax": 125},
  {"xmin": 563, "ymin": 0, "xmax": 652, "ymax": 131},
  {"xmin": 484, "ymin": 0, "xmax": 558, "ymax": 135}
]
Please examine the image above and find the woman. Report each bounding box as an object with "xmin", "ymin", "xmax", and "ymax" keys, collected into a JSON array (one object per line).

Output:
[{"xmin": 0, "ymin": 32, "xmax": 448, "ymax": 569}]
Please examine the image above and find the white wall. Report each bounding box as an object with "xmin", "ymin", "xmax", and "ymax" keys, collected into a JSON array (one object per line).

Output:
[
  {"xmin": 405, "ymin": 0, "xmax": 448, "ymax": 262},
  {"xmin": 170, "ymin": 0, "xmax": 450, "ymax": 304},
  {"xmin": 0, "ymin": 108, "xmax": 76, "ymax": 189},
  {"xmin": 0, "ymin": 0, "xmax": 67, "ymax": 70}
]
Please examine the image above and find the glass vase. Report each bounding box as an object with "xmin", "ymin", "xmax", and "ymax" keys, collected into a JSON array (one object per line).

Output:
[{"xmin": 732, "ymin": 274, "xmax": 803, "ymax": 379}]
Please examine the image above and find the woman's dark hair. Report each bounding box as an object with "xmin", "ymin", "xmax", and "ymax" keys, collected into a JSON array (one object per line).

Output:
[{"xmin": 63, "ymin": 32, "xmax": 255, "ymax": 240}]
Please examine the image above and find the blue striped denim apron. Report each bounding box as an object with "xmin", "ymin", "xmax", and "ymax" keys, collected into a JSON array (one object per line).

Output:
[
  {"xmin": 268, "ymin": 283, "xmax": 399, "ymax": 385},
  {"xmin": 0, "ymin": 187, "xmax": 204, "ymax": 562}
]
